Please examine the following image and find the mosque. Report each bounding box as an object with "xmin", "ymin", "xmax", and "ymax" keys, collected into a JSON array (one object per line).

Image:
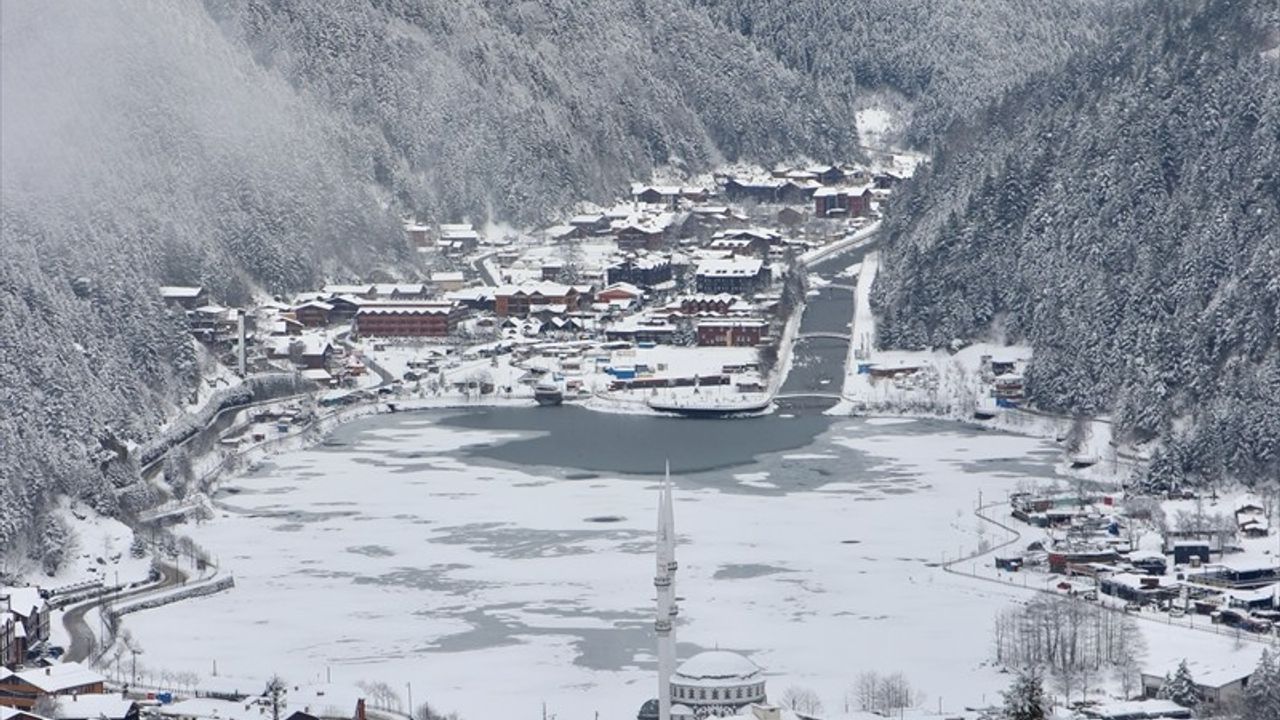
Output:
[{"xmin": 637, "ymin": 466, "xmax": 768, "ymax": 720}]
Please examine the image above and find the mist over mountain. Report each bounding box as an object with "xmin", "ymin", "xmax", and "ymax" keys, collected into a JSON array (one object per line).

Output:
[
  {"xmin": 694, "ymin": 0, "xmax": 1126, "ymax": 144},
  {"xmin": 4, "ymin": 0, "xmax": 1272, "ymax": 573},
  {"xmin": 0, "ymin": 0, "xmax": 856, "ymax": 565},
  {"xmin": 872, "ymin": 0, "xmax": 1280, "ymax": 487}
]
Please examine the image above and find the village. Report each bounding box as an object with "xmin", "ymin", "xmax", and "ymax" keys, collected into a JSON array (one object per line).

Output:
[
  {"xmin": 147, "ymin": 161, "xmax": 903, "ymax": 423},
  {"xmin": 953, "ymin": 481, "xmax": 1280, "ymax": 717},
  {"xmin": 4, "ymin": 156, "xmax": 1275, "ymax": 720}
]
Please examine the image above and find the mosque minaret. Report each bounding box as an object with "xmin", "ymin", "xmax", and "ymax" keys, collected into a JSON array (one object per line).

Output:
[{"xmin": 640, "ymin": 463, "xmax": 767, "ymax": 720}]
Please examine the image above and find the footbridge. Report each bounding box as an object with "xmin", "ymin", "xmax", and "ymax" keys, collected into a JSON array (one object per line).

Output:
[
  {"xmin": 773, "ymin": 392, "xmax": 845, "ymax": 404},
  {"xmin": 794, "ymin": 332, "xmax": 852, "ymax": 342}
]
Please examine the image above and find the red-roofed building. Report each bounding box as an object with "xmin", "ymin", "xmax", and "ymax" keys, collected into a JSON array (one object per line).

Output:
[{"xmin": 353, "ymin": 303, "xmax": 465, "ymax": 338}]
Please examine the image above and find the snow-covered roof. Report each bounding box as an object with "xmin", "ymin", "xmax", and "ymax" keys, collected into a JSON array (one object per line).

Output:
[
  {"xmin": 676, "ymin": 293, "xmax": 740, "ymax": 304},
  {"xmin": 1087, "ymin": 699, "xmax": 1191, "ymax": 719},
  {"xmin": 356, "ymin": 303, "xmax": 456, "ymax": 317},
  {"xmin": 447, "ymin": 287, "xmax": 495, "ymax": 302},
  {"xmin": 431, "ymin": 271, "xmax": 465, "ymax": 283},
  {"xmin": 709, "ymin": 238, "xmax": 757, "ymax": 249},
  {"xmin": 712, "ymin": 228, "xmax": 779, "ymax": 242},
  {"xmin": 2, "ymin": 707, "xmax": 52, "ymax": 720},
  {"xmin": 372, "ymin": 283, "xmax": 426, "ymax": 296},
  {"xmin": 1223, "ymin": 583, "xmax": 1277, "ymax": 604},
  {"xmin": 55, "ymin": 694, "xmax": 136, "ymax": 720},
  {"xmin": 672, "ymin": 650, "xmax": 762, "ymax": 683},
  {"xmin": 495, "ymin": 282, "xmax": 575, "ymax": 297},
  {"xmin": 697, "ymin": 318, "xmax": 767, "ymax": 329},
  {"xmin": 15, "ymin": 662, "xmax": 105, "ymax": 693},
  {"xmin": 723, "ymin": 706, "xmax": 810, "ymax": 720},
  {"xmin": 322, "ymin": 284, "xmax": 374, "ymax": 296},
  {"xmin": 612, "ymin": 255, "xmax": 670, "ymax": 269},
  {"xmin": 298, "ymin": 334, "xmax": 332, "ymax": 356},
  {"xmin": 159, "ymin": 285, "xmax": 204, "ymax": 298},
  {"xmin": 696, "ymin": 257, "xmax": 765, "ymax": 278},
  {"xmin": 285, "ymin": 683, "xmax": 367, "ymax": 720},
  {"xmin": 607, "ymin": 315, "xmax": 676, "ymax": 333},
  {"xmin": 1, "ymin": 586, "xmax": 44, "ymax": 617},
  {"xmin": 441, "ymin": 227, "xmax": 479, "ymax": 241},
  {"xmin": 157, "ymin": 698, "xmax": 268, "ymax": 720},
  {"xmin": 599, "ymin": 282, "xmax": 643, "ymax": 297},
  {"xmin": 293, "ymin": 300, "xmax": 334, "ymax": 311},
  {"xmin": 300, "ymin": 369, "xmax": 332, "ymax": 382},
  {"xmin": 1143, "ymin": 655, "xmax": 1257, "ymax": 688}
]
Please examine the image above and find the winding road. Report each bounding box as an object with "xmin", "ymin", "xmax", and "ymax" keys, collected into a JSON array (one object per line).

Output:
[{"xmin": 62, "ymin": 562, "xmax": 187, "ymax": 663}]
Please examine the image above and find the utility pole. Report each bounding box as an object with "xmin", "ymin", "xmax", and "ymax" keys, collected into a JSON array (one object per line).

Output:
[{"xmin": 406, "ymin": 683, "xmax": 412, "ymax": 719}]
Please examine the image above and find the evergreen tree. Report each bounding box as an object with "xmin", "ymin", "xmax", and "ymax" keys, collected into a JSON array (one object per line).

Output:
[
  {"xmin": 1243, "ymin": 649, "xmax": 1280, "ymax": 720},
  {"xmin": 1156, "ymin": 660, "xmax": 1199, "ymax": 709},
  {"xmin": 129, "ymin": 533, "xmax": 148, "ymax": 560},
  {"xmin": 1002, "ymin": 667, "xmax": 1046, "ymax": 720}
]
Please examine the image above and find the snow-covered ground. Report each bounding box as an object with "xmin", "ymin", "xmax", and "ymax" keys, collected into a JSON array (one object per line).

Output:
[
  {"xmin": 855, "ymin": 108, "xmax": 896, "ymax": 149},
  {"xmin": 7, "ymin": 501, "xmax": 151, "ymax": 591},
  {"xmin": 115, "ymin": 413, "xmax": 1231, "ymax": 719}
]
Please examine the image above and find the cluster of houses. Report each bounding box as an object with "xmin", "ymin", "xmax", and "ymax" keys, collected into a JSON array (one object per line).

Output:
[
  {"xmin": 153, "ymin": 161, "xmax": 887, "ymax": 395},
  {"xmin": 717, "ymin": 163, "xmax": 898, "ymax": 217},
  {"xmin": 1, "ymin": 589, "xmax": 48, "ymax": 670},
  {"xmin": 998, "ymin": 493, "xmax": 1279, "ymax": 708},
  {"xmin": 3, "ymin": 582, "xmax": 377, "ymax": 720},
  {"xmin": 2, "ymin": 587, "xmax": 137, "ymax": 720}
]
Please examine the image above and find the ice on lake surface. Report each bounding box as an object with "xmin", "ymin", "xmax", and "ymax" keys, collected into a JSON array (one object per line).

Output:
[{"xmin": 126, "ymin": 408, "xmax": 1074, "ymax": 717}]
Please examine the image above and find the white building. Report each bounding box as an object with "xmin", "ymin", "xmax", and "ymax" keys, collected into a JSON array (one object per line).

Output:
[
  {"xmin": 670, "ymin": 651, "xmax": 767, "ymax": 714},
  {"xmin": 639, "ymin": 465, "xmax": 767, "ymax": 720}
]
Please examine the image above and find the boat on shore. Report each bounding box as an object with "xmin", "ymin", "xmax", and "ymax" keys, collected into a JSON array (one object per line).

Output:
[
  {"xmin": 534, "ymin": 382, "xmax": 564, "ymax": 406},
  {"xmin": 646, "ymin": 391, "xmax": 772, "ymax": 418}
]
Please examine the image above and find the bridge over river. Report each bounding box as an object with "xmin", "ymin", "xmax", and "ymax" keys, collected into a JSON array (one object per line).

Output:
[{"xmin": 775, "ymin": 233, "xmax": 879, "ymax": 411}]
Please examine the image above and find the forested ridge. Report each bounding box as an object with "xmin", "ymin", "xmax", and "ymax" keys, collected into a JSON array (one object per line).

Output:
[
  {"xmin": 694, "ymin": 0, "xmax": 1126, "ymax": 144},
  {"xmin": 0, "ymin": 0, "xmax": 859, "ymax": 569},
  {"xmin": 872, "ymin": 0, "xmax": 1280, "ymax": 488},
  {"xmin": 1, "ymin": 0, "xmax": 1256, "ymax": 572}
]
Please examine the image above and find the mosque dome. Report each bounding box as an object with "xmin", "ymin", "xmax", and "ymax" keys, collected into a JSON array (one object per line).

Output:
[
  {"xmin": 674, "ymin": 651, "xmax": 762, "ymax": 681},
  {"xmin": 670, "ymin": 651, "xmax": 766, "ymax": 712}
]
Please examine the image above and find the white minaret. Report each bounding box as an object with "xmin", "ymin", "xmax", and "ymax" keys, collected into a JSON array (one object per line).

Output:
[
  {"xmin": 655, "ymin": 461, "xmax": 678, "ymax": 720},
  {"xmin": 663, "ymin": 461, "xmax": 679, "ymax": 660}
]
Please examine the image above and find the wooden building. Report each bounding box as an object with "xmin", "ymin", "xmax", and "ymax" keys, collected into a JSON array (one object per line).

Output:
[
  {"xmin": 353, "ymin": 303, "xmax": 464, "ymax": 338},
  {"xmin": 616, "ymin": 223, "xmax": 666, "ymax": 252},
  {"xmin": 696, "ymin": 318, "xmax": 768, "ymax": 347},
  {"xmin": 607, "ymin": 256, "xmax": 672, "ymax": 288},
  {"xmin": 1, "ymin": 588, "xmax": 48, "ymax": 669},
  {"xmin": 695, "ymin": 258, "xmax": 769, "ymax": 295},
  {"xmin": 0, "ymin": 663, "xmax": 106, "ymax": 710},
  {"xmin": 596, "ymin": 283, "xmax": 644, "ymax": 305},
  {"xmin": 292, "ymin": 300, "xmax": 333, "ymax": 328},
  {"xmin": 158, "ymin": 286, "xmax": 207, "ymax": 310},
  {"xmin": 678, "ymin": 294, "xmax": 741, "ymax": 315},
  {"xmin": 814, "ymin": 185, "xmax": 874, "ymax": 218},
  {"xmin": 494, "ymin": 283, "xmax": 581, "ymax": 317},
  {"xmin": 430, "ymin": 271, "xmax": 466, "ymax": 293}
]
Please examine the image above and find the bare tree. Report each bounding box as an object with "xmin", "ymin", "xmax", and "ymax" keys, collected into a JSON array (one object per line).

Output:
[
  {"xmin": 779, "ymin": 686, "xmax": 824, "ymax": 715},
  {"xmin": 265, "ymin": 676, "xmax": 286, "ymax": 720},
  {"xmin": 854, "ymin": 671, "xmax": 880, "ymax": 711},
  {"xmin": 851, "ymin": 671, "xmax": 919, "ymax": 714}
]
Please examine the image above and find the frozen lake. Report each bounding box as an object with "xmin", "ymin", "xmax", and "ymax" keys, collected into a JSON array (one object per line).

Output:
[{"xmin": 127, "ymin": 408, "xmax": 1068, "ymax": 718}]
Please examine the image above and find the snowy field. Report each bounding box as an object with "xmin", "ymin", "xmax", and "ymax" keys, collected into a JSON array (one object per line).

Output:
[{"xmin": 119, "ymin": 412, "xmax": 1236, "ymax": 719}]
